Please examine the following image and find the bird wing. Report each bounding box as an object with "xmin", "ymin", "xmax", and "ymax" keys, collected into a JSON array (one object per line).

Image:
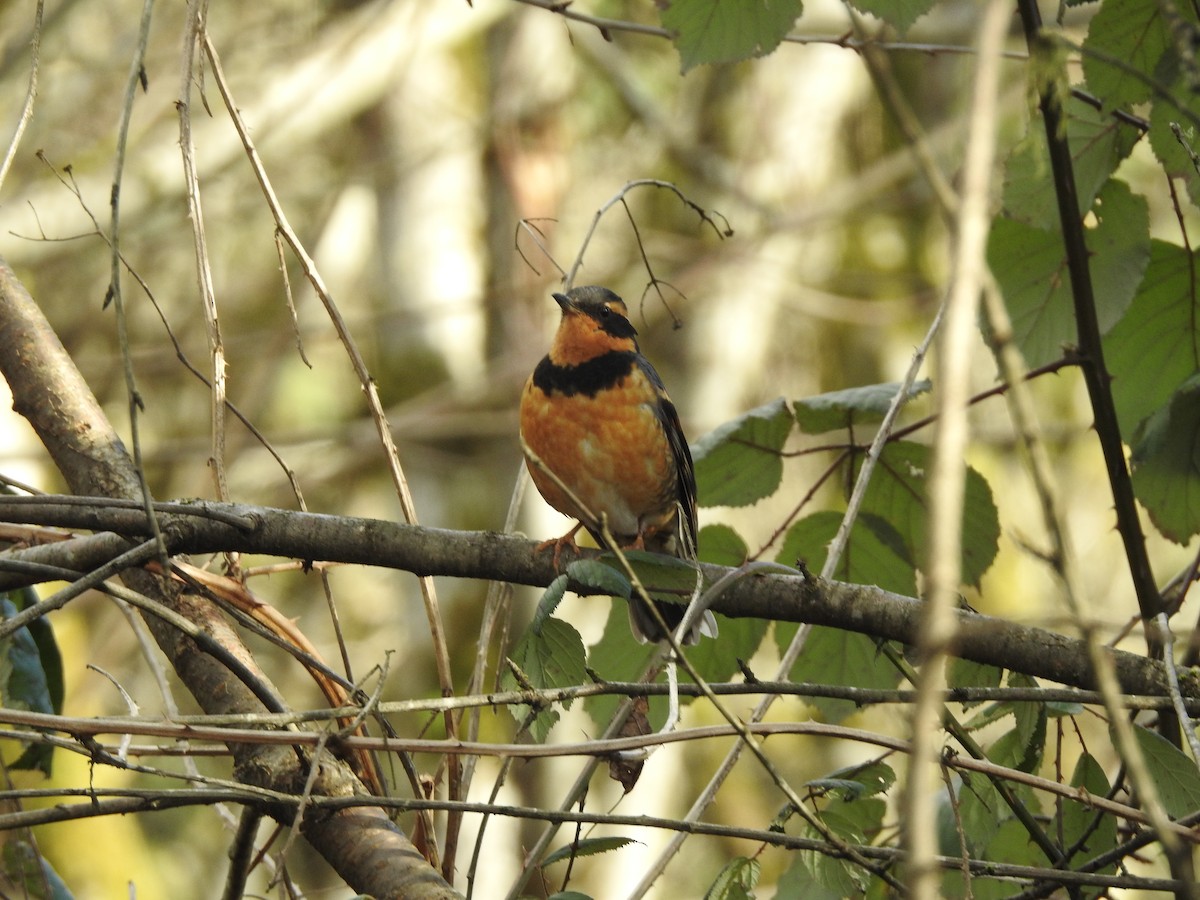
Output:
[{"xmin": 638, "ymin": 356, "xmax": 698, "ymax": 559}]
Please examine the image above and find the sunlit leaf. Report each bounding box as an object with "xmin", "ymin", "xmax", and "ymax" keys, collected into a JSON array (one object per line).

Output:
[
  {"xmin": 693, "ymin": 398, "xmax": 793, "ymax": 507},
  {"xmin": 1130, "ymin": 374, "xmax": 1200, "ymax": 543},
  {"xmin": 793, "ymin": 380, "xmax": 931, "ymax": 435},
  {"xmin": 660, "ymin": 0, "xmax": 803, "ymax": 72}
]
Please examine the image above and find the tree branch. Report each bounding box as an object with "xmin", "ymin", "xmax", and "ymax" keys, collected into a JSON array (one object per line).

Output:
[
  {"xmin": 0, "ymin": 495, "xmax": 1191, "ymax": 703},
  {"xmin": 0, "ymin": 256, "xmax": 460, "ymax": 900}
]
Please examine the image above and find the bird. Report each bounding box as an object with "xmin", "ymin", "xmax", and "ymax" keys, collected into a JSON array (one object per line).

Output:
[{"xmin": 519, "ymin": 285, "xmax": 717, "ymax": 645}]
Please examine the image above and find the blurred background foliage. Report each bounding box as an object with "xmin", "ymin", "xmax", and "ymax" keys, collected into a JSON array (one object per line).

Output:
[{"xmin": 0, "ymin": 0, "xmax": 1193, "ymax": 896}]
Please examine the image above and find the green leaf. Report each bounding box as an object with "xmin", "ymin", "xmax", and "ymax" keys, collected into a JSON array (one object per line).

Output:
[
  {"xmin": 858, "ymin": 441, "xmax": 1000, "ymax": 587},
  {"xmin": 783, "ymin": 627, "xmax": 899, "ymax": 724},
  {"xmin": 583, "ymin": 602, "xmax": 662, "ymax": 728},
  {"xmin": 953, "ymin": 770, "xmax": 1004, "ymax": 856},
  {"xmin": 776, "ymin": 510, "xmax": 916, "ymax": 596},
  {"xmin": 775, "ymin": 510, "xmax": 911, "ymax": 722},
  {"xmin": 529, "ymin": 575, "xmax": 570, "ymax": 635},
  {"xmin": 990, "ymin": 179, "xmax": 1149, "ymax": 367},
  {"xmin": 1145, "ymin": 3, "xmax": 1200, "ymax": 202},
  {"xmin": 1130, "ymin": 374, "xmax": 1200, "ymax": 542},
  {"xmin": 1001, "ymin": 97, "xmax": 1141, "ymax": 229},
  {"xmin": 946, "ymin": 658, "xmax": 1004, "ymax": 709},
  {"xmin": 697, "ymin": 523, "xmax": 748, "ymax": 567},
  {"xmin": 1005, "ymin": 672, "xmax": 1047, "ymax": 773},
  {"xmin": 808, "ymin": 760, "xmax": 896, "ymax": 801},
  {"xmin": 705, "ymin": 856, "xmax": 760, "ymax": 900},
  {"xmin": 1, "ymin": 591, "xmax": 62, "ymax": 775},
  {"xmin": 1105, "ymin": 239, "xmax": 1200, "ymax": 438},
  {"xmin": 776, "ymin": 852, "xmax": 849, "ymax": 900},
  {"xmin": 1061, "ymin": 753, "xmax": 1118, "ymax": 885},
  {"xmin": 565, "ymin": 559, "xmax": 632, "ymax": 599},
  {"xmin": 501, "ymin": 617, "xmax": 587, "ymax": 741},
  {"xmin": 797, "ymin": 799, "xmax": 883, "ymax": 895},
  {"xmin": 793, "ymin": 380, "xmax": 931, "ymax": 435},
  {"xmin": 2, "ymin": 839, "xmax": 74, "ymax": 900},
  {"xmin": 845, "ymin": 0, "xmax": 934, "ymax": 33},
  {"xmin": 1082, "ymin": 0, "xmax": 1172, "ymax": 111},
  {"xmin": 542, "ymin": 836, "xmax": 640, "ymax": 867},
  {"xmin": 1132, "ymin": 723, "xmax": 1200, "ymax": 818},
  {"xmin": 693, "ymin": 398, "xmax": 793, "ymax": 507},
  {"xmin": 547, "ymin": 893, "xmax": 593, "ymax": 900},
  {"xmin": 660, "ymin": 0, "xmax": 803, "ymax": 72}
]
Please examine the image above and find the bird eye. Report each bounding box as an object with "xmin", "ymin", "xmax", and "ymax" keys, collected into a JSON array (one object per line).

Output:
[{"xmin": 599, "ymin": 306, "xmax": 611, "ymax": 317}]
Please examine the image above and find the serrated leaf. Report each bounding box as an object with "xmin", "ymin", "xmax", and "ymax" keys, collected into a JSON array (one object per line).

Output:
[
  {"xmin": 1006, "ymin": 671, "xmax": 1047, "ymax": 773},
  {"xmin": 1002, "ymin": 98, "xmax": 1141, "ymax": 229},
  {"xmin": 1082, "ymin": 0, "xmax": 1171, "ymax": 111},
  {"xmin": 693, "ymin": 398, "xmax": 793, "ymax": 507},
  {"xmin": 954, "ymin": 770, "xmax": 1004, "ymax": 856},
  {"xmin": 776, "ymin": 510, "xmax": 916, "ymax": 596},
  {"xmin": 660, "ymin": 0, "xmax": 803, "ymax": 72},
  {"xmin": 809, "ymin": 760, "xmax": 896, "ymax": 800},
  {"xmin": 705, "ymin": 856, "xmax": 760, "ymax": 900},
  {"xmin": 1061, "ymin": 753, "xmax": 1118, "ymax": 885},
  {"xmin": 776, "ymin": 852, "xmax": 848, "ymax": 900},
  {"xmin": 583, "ymin": 602, "xmax": 662, "ymax": 728},
  {"xmin": 845, "ymin": 0, "xmax": 935, "ymax": 33},
  {"xmin": 1130, "ymin": 374, "xmax": 1200, "ymax": 543},
  {"xmin": 1132, "ymin": 724, "xmax": 1200, "ymax": 818},
  {"xmin": 947, "ymin": 658, "xmax": 1004, "ymax": 709},
  {"xmin": 784, "ymin": 627, "xmax": 900, "ymax": 724},
  {"xmin": 565, "ymin": 559, "xmax": 632, "ymax": 598},
  {"xmin": 793, "ymin": 380, "xmax": 931, "ymax": 435},
  {"xmin": 529, "ymin": 575, "xmax": 570, "ymax": 635},
  {"xmin": 990, "ymin": 179, "xmax": 1150, "ymax": 367},
  {"xmin": 541, "ymin": 836, "xmax": 640, "ymax": 867},
  {"xmin": 857, "ymin": 441, "xmax": 1000, "ymax": 587},
  {"xmin": 502, "ymin": 617, "xmax": 587, "ymax": 741},
  {"xmin": 776, "ymin": 510, "xmax": 910, "ymax": 722},
  {"xmin": 1105, "ymin": 239, "xmax": 1200, "ymax": 438},
  {"xmin": 697, "ymin": 523, "xmax": 748, "ymax": 567},
  {"xmin": 798, "ymin": 799, "xmax": 883, "ymax": 895}
]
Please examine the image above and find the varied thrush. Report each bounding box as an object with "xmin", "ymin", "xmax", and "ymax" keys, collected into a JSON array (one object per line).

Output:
[{"xmin": 519, "ymin": 285, "xmax": 717, "ymax": 645}]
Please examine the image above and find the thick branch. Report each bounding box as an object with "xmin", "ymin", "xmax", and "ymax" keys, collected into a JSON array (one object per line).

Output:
[
  {"xmin": 0, "ymin": 496, "xmax": 1190, "ymax": 703},
  {"xmin": 0, "ymin": 257, "xmax": 459, "ymax": 900}
]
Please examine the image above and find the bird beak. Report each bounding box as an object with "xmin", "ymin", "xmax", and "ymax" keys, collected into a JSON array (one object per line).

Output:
[{"xmin": 552, "ymin": 292, "xmax": 575, "ymax": 314}]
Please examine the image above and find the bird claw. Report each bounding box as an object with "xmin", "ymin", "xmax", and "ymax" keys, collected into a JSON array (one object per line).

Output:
[{"xmin": 532, "ymin": 522, "xmax": 584, "ymax": 570}]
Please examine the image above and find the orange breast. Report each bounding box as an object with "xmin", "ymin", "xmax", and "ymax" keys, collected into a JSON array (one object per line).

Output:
[{"xmin": 520, "ymin": 370, "xmax": 677, "ymax": 542}]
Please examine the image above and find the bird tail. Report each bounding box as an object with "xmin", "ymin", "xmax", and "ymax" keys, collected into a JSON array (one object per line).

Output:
[{"xmin": 627, "ymin": 503, "xmax": 717, "ymax": 644}]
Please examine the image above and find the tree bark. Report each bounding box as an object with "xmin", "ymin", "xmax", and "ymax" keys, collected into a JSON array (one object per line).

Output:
[{"xmin": 0, "ymin": 257, "xmax": 460, "ymax": 900}]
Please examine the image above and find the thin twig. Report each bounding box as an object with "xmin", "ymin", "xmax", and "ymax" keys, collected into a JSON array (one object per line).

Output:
[{"xmin": 0, "ymin": 0, "xmax": 42, "ymax": 195}]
